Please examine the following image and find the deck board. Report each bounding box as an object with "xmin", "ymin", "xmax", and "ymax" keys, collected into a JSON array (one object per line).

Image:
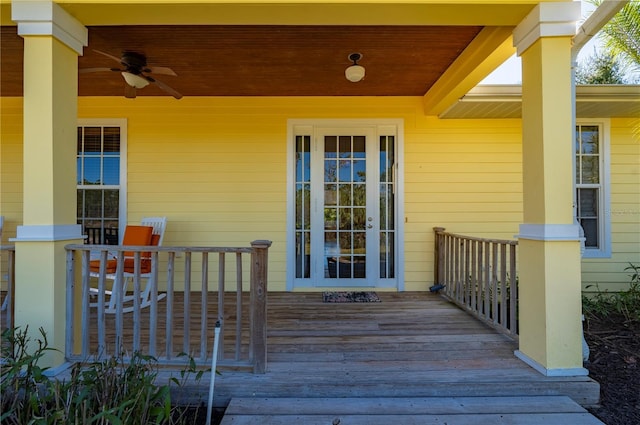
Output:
[
  {"xmin": 157, "ymin": 292, "xmax": 600, "ymax": 410},
  {"xmin": 221, "ymin": 396, "xmax": 604, "ymax": 425},
  {"xmin": 220, "ymin": 412, "xmax": 604, "ymax": 425}
]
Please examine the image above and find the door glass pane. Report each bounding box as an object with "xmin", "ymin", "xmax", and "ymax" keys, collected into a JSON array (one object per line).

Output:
[
  {"xmin": 295, "ymin": 135, "xmax": 312, "ymax": 278},
  {"xmin": 379, "ymin": 135, "xmax": 395, "ymax": 278},
  {"xmin": 324, "ymin": 207, "xmax": 337, "ymax": 229},
  {"xmin": 339, "ymin": 136, "xmax": 352, "ymax": 158},
  {"xmin": 296, "ymin": 136, "xmax": 311, "ymax": 182},
  {"xmin": 353, "ymin": 160, "xmax": 366, "ymax": 182},
  {"xmin": 325, "ymin": 136, "xmax": 337, "ymax": 158},
  {"xmin": 339, "ymin": 184, "xmax": 351, "ymax": 205},
  {"xmin": 338, "ymin": 160, "xmax": 352, "ymax": 182},
  {"xmin": 353, "ymin": 136, "xmax": 366, "ymax": 158},
  {"xmin": 353, "ymin": 184, "xmax": 366, "ymax": 206},
  {"xmin": 353, "ymin": 208, "xmax": 366, "ymax": 230},
  {"xmin": 325, "ymin": 160, "xmax": 337, "ymax": 182},
  {"xmin": 325, "ymin": 135, "xmax": 366, "ymax": 279}
]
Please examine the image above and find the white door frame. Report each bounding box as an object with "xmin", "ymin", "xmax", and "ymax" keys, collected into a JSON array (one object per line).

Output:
[{"xmin": 286, "ymin": 119, "xmax": 405, "ymax": 290}]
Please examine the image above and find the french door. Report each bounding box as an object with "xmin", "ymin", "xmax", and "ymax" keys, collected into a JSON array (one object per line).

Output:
[{"xmin": 291, "ymin": 123, "xmax": 398, "ymax": 288}]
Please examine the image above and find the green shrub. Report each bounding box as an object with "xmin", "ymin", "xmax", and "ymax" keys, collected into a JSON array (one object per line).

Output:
[
  {"xmin": 0, "ymin": 327, "xmax": 204, "ymax": 424},
  {"xmin": 583, "ymin": 263, "xmax": 640, "ymax": 323}
]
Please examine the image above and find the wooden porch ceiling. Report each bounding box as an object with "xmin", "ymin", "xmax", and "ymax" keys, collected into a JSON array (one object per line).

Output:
[{"xmin": 1, "ymin": 25, "xmax": 484, "ymax": 97}]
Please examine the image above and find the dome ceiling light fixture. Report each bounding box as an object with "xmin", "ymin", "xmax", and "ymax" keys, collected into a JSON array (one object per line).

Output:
[{"xmin": 345, "ymin": 52, "xmax": 365, "ymax": 83}]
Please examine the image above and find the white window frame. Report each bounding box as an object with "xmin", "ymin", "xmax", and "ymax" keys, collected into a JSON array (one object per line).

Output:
[
  {"xmin": 575, "ymin": 119, "xmax": 611, "ymax": 258},
  {"xmin": 77, "ymin": 119, "xmax": 128, "ymax": 241}
]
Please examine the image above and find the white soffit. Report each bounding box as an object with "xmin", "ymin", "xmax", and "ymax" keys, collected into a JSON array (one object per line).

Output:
[{"xmin": 439, "ymin": 84, "xmax": 640, "ymax": 119}]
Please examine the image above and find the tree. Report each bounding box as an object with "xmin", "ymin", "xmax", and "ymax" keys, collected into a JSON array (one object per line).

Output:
[
  {"xmin": 576, "ymin": 49, "xmax": 629, "ymax": 84},
  {"xmin": 587, "ymin": 0, "xmax": 640, "ymax": 77}
]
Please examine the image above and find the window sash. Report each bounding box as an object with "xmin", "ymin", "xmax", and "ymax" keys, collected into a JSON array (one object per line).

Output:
[
  {"xmin": 77, "ymin": 123, "xmax": 124, "ymax": 245},
  {"xmin": 575, "ymin": 122, "xmax": 607, "ymax": 255}
]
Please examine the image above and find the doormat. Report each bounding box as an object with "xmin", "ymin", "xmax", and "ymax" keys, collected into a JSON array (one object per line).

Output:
[{"xmin": 322, "ymin": 291, "xmax": 381, "ymax": 303}]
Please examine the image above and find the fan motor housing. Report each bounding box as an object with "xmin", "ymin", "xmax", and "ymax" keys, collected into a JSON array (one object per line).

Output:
[{"xmin": 122, "ymin": 51, "xmax": 147, "ymax": 72}]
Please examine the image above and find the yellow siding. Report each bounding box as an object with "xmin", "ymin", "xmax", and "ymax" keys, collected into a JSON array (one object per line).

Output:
[
  {"xmin": 0, "ymin": 98, "xmax": 23, "ymax": 291},
  {"xmin": 405, "ymin": 115, "xmax": 523, "ymax": 287},
  {"xmin": 582, "ymin": 118, "xmax": 640, "ymax": 293},
  {"xmin": 0, "ymin": 98, "xmax": 23, "ymax": 242},
  {"xmin": 2, "ymin": 96, "xmax": 638, "ymax": 292},
  {"xmin": 76, "ymin": 97, "xmax": 526, "ymax": 291}
]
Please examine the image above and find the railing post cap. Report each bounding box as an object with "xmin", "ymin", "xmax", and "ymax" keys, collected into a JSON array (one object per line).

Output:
[
  {"xmin": 433, "ymin": 227, "xmax": 446, "ymax": 232},
  {"xmin": 251, "ymin": 240, "xmax": 273, "ymax": 248}
]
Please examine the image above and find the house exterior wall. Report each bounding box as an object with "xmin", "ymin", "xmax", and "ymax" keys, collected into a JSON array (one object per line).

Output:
[
  {"xmin": 1, "ymin": 96, "xmax": 637, "ymax": 292},
  {"xmin": 582, "ymin": 117, "xmax": 640, "ymax": 292},
  {"xmin": 0, "ymin": 98, "xmax": 23, "ymax": 244},
  {"xmin": 0, "ymin": 99, "xmax": 22, "ymax": 295}
]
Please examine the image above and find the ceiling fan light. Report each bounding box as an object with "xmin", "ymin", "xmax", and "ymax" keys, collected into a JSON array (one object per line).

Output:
[{"xmin": 122, "ymin": 72, "xmax": 149, "ymax": 89}]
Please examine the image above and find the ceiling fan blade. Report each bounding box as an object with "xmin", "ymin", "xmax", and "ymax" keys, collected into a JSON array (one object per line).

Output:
[
  {"xmin": 94, "ymin": 50, "xmax": 123, "ymax": 64},
  {"xmin": 147, "ymin": 76, "xmax": 183, "ymax": 99},
  {"xmin": 124, "ymin": 84, "xmax": 137, "ymax": 99},
  {"xmin": 147, "ymin": 66, "xmax": 177, "ymax": 76},
  {"xmin": 79, "ymin": 67, "xmax": 120, "ymax": 74}
]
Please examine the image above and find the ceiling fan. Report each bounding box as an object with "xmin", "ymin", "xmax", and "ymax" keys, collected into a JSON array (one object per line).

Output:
[{"xmin": 80, "ymin": 50, "xmax": 183, "ymax": 99}]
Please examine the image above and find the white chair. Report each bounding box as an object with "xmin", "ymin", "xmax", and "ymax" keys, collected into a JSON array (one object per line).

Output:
[
  {"xmin": 140, "ymin": 216, "xmax": 167, "ymax": 246},
  {"xmin": 90, "ymin": 217, "xmax": 167, "ymax": 313}
]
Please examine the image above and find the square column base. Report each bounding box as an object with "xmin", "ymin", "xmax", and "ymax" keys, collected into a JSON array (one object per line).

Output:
[{"xmin": 515, "ymin": 350, "xmax": 588, "ymax": 377}]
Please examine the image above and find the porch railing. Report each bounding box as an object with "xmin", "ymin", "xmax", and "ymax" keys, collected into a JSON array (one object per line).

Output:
[
  {"xmin": 1, "ymin": 244, "xmax": 16, "ymax": 331},
  {"xmin": 434, "ymin": 227, "xmax": 518, "ymax": 339},
  {"xmin": 65, "ymin": 240, "xmax": 271, "ymax": 373}
]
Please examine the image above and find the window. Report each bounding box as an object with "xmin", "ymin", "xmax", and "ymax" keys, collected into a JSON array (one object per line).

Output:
[
  {"xmin": 77, "ymin": 120, "xmax": 127, "ymax": 245},
  {"xmin": 575, "ymin": 121, "xmax": 610, "ymax": 257}
]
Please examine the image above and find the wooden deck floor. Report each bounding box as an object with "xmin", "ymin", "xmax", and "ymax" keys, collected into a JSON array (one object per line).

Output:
[
  {"xmin": 160, "ymin": 291, "xmax": 599, "ymax": 410},
  {"xmin": 1, "ymin": 291, "xmax": 599, "ymax": 412}
]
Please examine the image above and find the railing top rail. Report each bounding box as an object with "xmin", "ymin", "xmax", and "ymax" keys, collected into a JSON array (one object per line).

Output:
[
  {"xmin": 64, "ymin": 244, "xmax": 254, "ymax": 254},
  {"xmin": 0, "ymin": 244, "xmax": 15, "ymax": 251},
  {"xmin": 434, "ymin": 228, "xmax": 518, "ymax": 246}
]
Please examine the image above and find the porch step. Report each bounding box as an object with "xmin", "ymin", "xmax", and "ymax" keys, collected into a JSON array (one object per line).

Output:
[{"xmin": 220, "ymin": 396, "xmax": 604, "ymax": 424}]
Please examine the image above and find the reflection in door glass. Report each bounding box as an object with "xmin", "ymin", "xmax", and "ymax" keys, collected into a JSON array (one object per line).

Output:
[
  {"xmin": 295, "ymin": 135, "xmax": 311, "ymax": 278},
  {"xmin": 325, "ymin": 135, "xmax": 366, "ymax": 279},
  {"xmin": 380, "ymin": 135, "xmax": 395, "ymax": 278}
]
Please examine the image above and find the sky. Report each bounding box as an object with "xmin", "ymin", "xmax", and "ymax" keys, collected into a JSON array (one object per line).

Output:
[{"xmin": 481, "ymin": 0, "xmax": 601, "ymax": 84}]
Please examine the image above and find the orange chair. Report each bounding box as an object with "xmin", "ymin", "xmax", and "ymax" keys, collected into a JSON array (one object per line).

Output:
[
  {"xmin": 90, "ymin": 222, "xmax": 166, "ymax": 313},
  {"xmin": 90, "ymin": 225, "xmax": 153, "ymax": 274}
]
